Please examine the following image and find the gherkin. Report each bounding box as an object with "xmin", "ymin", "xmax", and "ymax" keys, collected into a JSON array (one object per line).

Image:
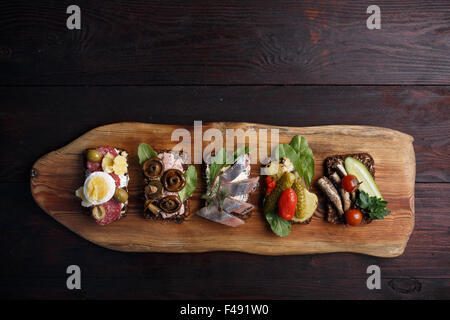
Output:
[
  {"xmin": 263, "ymin": 172, "xmax": 295, "ymax": 214},
  {"xmin": 293, "ymin": 178, "xmax": 307, "ymax": 219}
]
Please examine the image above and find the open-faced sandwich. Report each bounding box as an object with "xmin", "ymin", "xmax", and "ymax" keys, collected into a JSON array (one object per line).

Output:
[
  {"xmin": 138, "ymin": 143, "xmax": 197, "ymax": 223},
  {"xmin": 195, "ymin": 146, "xmax": 258, "ymax": 227},
  {"xmin": 75, "ymin": 146, "xmax": 129, "ymax": 225},
  {"xmin": 317, "ymin": 153, "xmax": 390, "ymax": 226},
  {"xmin": 261, "ymin": 135, "xmax": 318, "ymax": 237}
]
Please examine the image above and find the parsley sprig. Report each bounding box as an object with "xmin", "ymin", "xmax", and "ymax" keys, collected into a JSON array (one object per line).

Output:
[{"xmin": 356, "ymin": 191, "xmax": 390, "ymax": 220}]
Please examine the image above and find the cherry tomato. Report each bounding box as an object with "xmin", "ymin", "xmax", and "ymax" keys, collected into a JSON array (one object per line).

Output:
[
  {"xmin": 278, "ymin": 188, "xmax": 297, "ymax": 220},
  {"xmin": 345, "ymin": 209, "xmax": 362, "ymax": 226},
  {"xmin": 265, "ymin": 176, "xmax": 276, "ymax": 195},
  {"xmin": 341, "ymin": 174, "xmax": 361, "ymax": 193}
]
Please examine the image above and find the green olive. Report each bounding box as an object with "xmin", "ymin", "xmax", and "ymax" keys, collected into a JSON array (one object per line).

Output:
[
  {"xmin": 92, "ymin": 205, "xmax": 106, "ymax": 221},
  {"xmin": 113, "ymin": 188, "xmax": 128, "ymax": 203},
  {"xmin": 87, "ymin": 149, "xmax": 102, "ymax": 162}
]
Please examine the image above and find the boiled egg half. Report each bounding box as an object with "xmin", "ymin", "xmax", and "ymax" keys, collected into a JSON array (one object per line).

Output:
[{"xmin": 83, "ymin": 171, "xmax": 116, "ymax": 205}]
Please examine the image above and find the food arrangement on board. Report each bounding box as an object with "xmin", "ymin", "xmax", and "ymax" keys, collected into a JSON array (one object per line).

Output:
[
  {"xmin": 73, "ymin": 135, "xmax": 390, "ymax": 237},
  {"xmin": 138, "ymin": 143, "xmax": 197, "ymax": 223},
  {"xmin": 195, "ymin": 147, "xmax": 258, "ymax": 227},
  {"xmin": 75, "ymin": 146, "xmax": 130, "ymax": 225},
  {"xmin": 261, "ymin": 135, "xmax": 318, "ymax": 236},
  {"xmin": 317, "ymin": 154, "xmax": 390, "ymax": 226}
]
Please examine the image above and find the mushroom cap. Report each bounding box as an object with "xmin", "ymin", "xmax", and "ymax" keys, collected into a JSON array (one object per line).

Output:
[
  {"xmin": 162, "ymin": 169, "xmax": 186, "ymax": 192},
  {"xmin": 142, "ymin": 157, "xmax": 165, "ymax": 179},
  {"xmin": 159, "ymin": 195, "xmax": 182, "ymax": 213}
]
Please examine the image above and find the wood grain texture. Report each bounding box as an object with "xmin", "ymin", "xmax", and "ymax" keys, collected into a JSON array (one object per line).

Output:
[
  {"xmin": 30, "ymin": 122, "xmax": 415, "ymax": 256},
  {"xmin": 1, "ymin": 0, "xmax": 449, "ymax": 85}
]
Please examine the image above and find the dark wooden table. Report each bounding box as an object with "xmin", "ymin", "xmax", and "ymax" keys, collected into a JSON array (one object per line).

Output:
[{"xmin": 1, "ymin": 1, "xmax": 449, "ymax": 299}]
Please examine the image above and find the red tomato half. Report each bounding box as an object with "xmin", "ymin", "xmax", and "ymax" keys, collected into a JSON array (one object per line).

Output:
[{"xmin": 278, "ymin": 188, "xmax": 297, "ymax": 221}]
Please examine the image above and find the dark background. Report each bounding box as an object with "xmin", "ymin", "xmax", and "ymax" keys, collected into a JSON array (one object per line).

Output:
[{"xmin": 1, "ymin": 1, "xmax": 449, "ymax": 299}]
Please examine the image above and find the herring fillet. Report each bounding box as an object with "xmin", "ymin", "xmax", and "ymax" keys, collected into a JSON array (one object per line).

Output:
[
  {"xmin": 222, "ymin": 197, "xmax": 254, "ymax": 215},
  {"xmin": 220, "ymin": 154, "xmax": 250, "ymax": 183},
  {"xmin": 195, "ymin": 205, "xmax": 245, "ymax": 227},
  {"xmin": 220, "ymin": 177, "xmax": 259, "ymax": 197}
]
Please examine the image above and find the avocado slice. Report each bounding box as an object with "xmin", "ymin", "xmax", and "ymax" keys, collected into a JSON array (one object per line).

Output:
[{"xmin": 344, "ymin": 157, "xmax": 383, "ymax": 200}]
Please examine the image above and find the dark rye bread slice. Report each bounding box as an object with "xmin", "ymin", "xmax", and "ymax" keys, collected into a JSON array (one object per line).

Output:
[
  {"xmin": 142, "ymin": 150, "xmax": 191, "ymax": 223},
  {"xmin": 323, "ymin": 153, "xmax": 375, "ymax": 225}
]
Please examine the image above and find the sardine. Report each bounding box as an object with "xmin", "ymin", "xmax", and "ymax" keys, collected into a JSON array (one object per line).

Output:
[
  {"xmin": 329, "ymin": 170, "xmax": 351, "ymax": 212},
  {"xmin": 333, "ymin": 161, "xmax": 348, "ymax": 177},
  {"xmin": 222, "ymin": 197, "xmax": 254, "ymax": 216},
  {"xmin": 329, "ymin": 171, "xmax": 341, "ymax": 185},
  {"xmin": 220, "ymin": 177, "xmax": 259, "ymax": 197},
  {"xmin": 220, "ymin": 154, "xmax": 250, "ymax": 183},
  {"xmin": 195, "ymin": 205, "xmax": 245, "ymax": 227},
  {"xmin": 340, "ymin": 187, "xmax": 351, "ymax": 212},
  {"xmin": 317, "ymin": 176, "xmax": 344, "ymax": 216}
]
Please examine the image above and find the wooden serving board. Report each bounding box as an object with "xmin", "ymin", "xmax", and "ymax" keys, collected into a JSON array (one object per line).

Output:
[{"xmin": 31, "ymin": 122, "xmax": 415, "ymax": 257}]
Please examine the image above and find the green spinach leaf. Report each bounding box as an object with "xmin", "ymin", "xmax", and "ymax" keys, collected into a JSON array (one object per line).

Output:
[
  {"xmin": 289, "ymin": 135, "xmax": 315, "ymax": 188},
  {"xmin": 265, "ymin": 211, "xmax": 291, "ymax": 237},
  {"xmin": 178, "ymin": 165, "xmax": 198, "ymax": 202},
  {"xmin": 138, "ymin": 143, "xmax": 158, "ymax": 165}
]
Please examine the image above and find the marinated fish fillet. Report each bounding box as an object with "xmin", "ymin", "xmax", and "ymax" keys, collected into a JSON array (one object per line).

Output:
[
  {"xmin": 220, "ymin": 154, "xmax": 251, "ymax": 183},
  {"xmin": 195, "ymin": 205, "xmax": 245, "ymax": 227},
  {"xmin": 220, "ymin": 177, "xmax": 259, "ymax": 197},
  {"xmin": 222, "ymin": 197, "xmax": 254, "ymax": 217}
]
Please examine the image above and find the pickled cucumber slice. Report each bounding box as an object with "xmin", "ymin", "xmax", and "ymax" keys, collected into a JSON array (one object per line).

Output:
[
  {"xmin": 344, "ymin": 157, "xmax": 383, "ymax": 200},
  {"xmin": 292, "ymin": 182, "xmax": 318, "ymax": 223},
  {"xmin": 292, "ymin": 178, "xmax": 306, "ymax": 219},
  {"xmin": 263, "ymin": 172, "xmax": 295, "ymax": 214}
]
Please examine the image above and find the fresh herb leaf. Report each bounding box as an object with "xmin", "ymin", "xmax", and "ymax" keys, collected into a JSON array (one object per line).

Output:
[
  {"xmin": 178, "ymin": 165, "xmax": 197, "ymax": 202},
  {"xmin": 265, "ymin": 211, "xmax": 291, "ymax": 237},
  {"xmin": 289, "ymin": 135, "xmax": 315, "ymax": 188},
  {"xmin": 138, "ymin": 143, "xmax": 158, "ymax": 165},
  {"xmin": 356, "ymin": 190, "xmax": 390, "ymax": 220},
  {"xmin": 217, "ymin": 188, "xmax": 229, "ymax": 209},
  {"xmin": 208, "ymin": 148, "xmax": 228, "ymax": 186}
]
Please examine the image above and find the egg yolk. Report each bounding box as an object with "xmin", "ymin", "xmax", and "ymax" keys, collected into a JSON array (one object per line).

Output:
[
  {"xmin": 113, "ymin": 155, "xmax": 128, "ymax": 175},
  {"xmin": 102, "ymin": 152, "xmax": 115, "ymax": 173},
  {"xmin": 86, "ymin": 176, "xmax": 110, "ymax": 202},
  {"xmin": 102, "ymin": 152, "xmax": 127, "ymax": 175}
]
